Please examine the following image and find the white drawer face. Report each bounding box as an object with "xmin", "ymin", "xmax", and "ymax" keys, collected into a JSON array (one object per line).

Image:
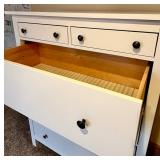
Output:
[
  {"xmin": 4, "ymin": 43, "xmax": 149, "ymax": 155},
  {"xmin": 33, "ymin": 121, "xmax": 96, "ymax": 156},
  {"xmin": 5, "ymin": 61, "xmax": 142, "ymax": 156},
  {"xmin": 71, "ymin": 27, "xmax": 158, "ymax": 57},
  {"xmin": 18, "ymin": 23, "xmax": 68, "ymax": 44}
]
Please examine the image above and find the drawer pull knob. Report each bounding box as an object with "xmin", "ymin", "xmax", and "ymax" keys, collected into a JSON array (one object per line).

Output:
[
  {"xmin": 78, "ymin": 35, "xmax": 84, "ymax": 42},
  {"xmin": 132, "ymin": 41, "xmax": 140, "ymax": 49},
  {"xmin": 21, "ymin": 28, "xmax": 27, "ymax": 34},
  {"xmin": 77, "ymin": 119, "xmax": 86, "ymax": 129},
  {"xmin": 53, "ymin": 32, "xmax": 59, "ymax": 38},
  {"xmin": 43, "ymin": 134, "xmax": 48, "ymax": 139}
]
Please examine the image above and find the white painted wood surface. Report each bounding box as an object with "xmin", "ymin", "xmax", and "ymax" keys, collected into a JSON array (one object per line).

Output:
[
  {"xmin": 136, "ymin": 30, "xmax": 160, "ymax": 155},
  {"xmin": 4, "ymin": 60, "xmax": 143, "ymax": 155},
  {"xmin": 71, "ymin": 27, "xmax": 158, "ymax": 57},
  {"xmin": 11, "ymin": 16, "xmax": 159, "ymax": 61},
  {"xmin": 33, "ymin": 120, "xmax": 96, "ymax": 156},
  {"xmin": 5, "ymin": 11, "xmax": 160, "ymax": 21},
  {"xmin": 18, "ymin": 22, "xmax": 68, "ymax": 44},
  {"xmin": 13, "ymin": 16, "xmax": 160, "ymax": 33},
  {"xmin": 28, "ymin": 119, "xmax": 37, "ymax": 146},
  {"xmin": 12, "ymin": 16, "xmax": 21, "ymax": 46}
]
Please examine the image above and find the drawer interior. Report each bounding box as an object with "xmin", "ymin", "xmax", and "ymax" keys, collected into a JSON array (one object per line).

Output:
[{"xmin": 5, "ymin": 43, "xmax": 150, "ymax": 99}]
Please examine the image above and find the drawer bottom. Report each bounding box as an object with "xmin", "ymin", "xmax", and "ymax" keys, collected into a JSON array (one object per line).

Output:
[{"xmin": 32, "ymin": 120, "xmax": 96, "ymax": 156}]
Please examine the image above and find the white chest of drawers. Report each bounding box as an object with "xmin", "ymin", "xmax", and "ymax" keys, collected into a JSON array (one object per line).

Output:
[{"xmin": 4, "ymin": 11, "xmax": 160, "ymax": 156}]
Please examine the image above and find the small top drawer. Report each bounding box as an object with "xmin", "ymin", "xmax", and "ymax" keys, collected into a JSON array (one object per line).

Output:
[
  {"xmin": 18, "ymin": 23, "xmax": 68, "ymax": 44},
  {"xmin": 71, "ymin": 27, "xmax": 158, "ymax": 57}
]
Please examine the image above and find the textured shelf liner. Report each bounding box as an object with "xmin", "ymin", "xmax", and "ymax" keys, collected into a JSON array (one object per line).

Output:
[{"xmin": 35, "ymin": 63, "xmax": 138, "ymax": 98}]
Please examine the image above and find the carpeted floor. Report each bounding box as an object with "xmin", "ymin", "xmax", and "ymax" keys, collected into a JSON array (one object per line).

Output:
[{"xmin": 4, "ymin": 106, "xmax": 59, "ymax": 156}]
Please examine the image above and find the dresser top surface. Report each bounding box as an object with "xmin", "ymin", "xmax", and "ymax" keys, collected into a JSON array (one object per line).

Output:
[{"xmin": 5, "ymin": 11, "xmax": 160, "ymax": 21}]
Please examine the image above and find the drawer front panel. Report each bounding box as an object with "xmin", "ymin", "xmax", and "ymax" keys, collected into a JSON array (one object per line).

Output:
[
  {"xmin": 5, "ymin": 61, "xmax": 142, "ymax": 155},
  {"xmin": 33, "ymin": 121, "xmax": 96, "ymax": 156},
  {"xmin": 18, "ymin": 23, "xmax": 68, "ymax": 44},
  {"xmin": 71, "ymin": 27, "xmax": 158, "ymax": 57}
]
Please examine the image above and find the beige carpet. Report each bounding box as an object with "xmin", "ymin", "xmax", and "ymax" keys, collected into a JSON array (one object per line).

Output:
[{"xmin": 4, "ymin": 106, "xmax": 59, "ymax": 156}]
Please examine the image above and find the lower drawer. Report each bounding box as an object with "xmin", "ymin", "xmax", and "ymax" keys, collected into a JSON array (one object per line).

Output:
[
  {"xmin": 33, "ymin": 120, "xmax": 96, "ymax": 156},
  {"xmin": 4, "ymin": 43, "xmax": 150, "ymax": 155}
]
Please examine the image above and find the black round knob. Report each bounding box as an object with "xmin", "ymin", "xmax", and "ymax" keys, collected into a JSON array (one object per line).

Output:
[
  {"xmin": 53, "ymin": 32, "xmax": 59, "ymax": 38},
  {"xmin": 132, "ymin": 41, "xmax": 140, "ymax": 49},
  {"xmin": 43, "ymin": 134, "xmax": 48, "ymax": 139},
  {"xmin": 21, "ymin": 28, "xmax": 27, "ymax": 34},
  {"xmin": 78, "ymin": 35, "xmax": 84, "ymax": 42},
  {"xmin": 77, "ymin": 119, "xmax": 86, "ymax": 129}
]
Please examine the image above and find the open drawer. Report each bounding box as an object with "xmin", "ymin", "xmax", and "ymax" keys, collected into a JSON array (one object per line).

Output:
[{"xmin": 4, "ymin": 43, "xmax": 150, "ymax": 155}]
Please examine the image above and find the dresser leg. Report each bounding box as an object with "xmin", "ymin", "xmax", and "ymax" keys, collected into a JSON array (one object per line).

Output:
[{"xmin": 28, "ymin": 118, "xmax": 37, "ymax": 146}]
